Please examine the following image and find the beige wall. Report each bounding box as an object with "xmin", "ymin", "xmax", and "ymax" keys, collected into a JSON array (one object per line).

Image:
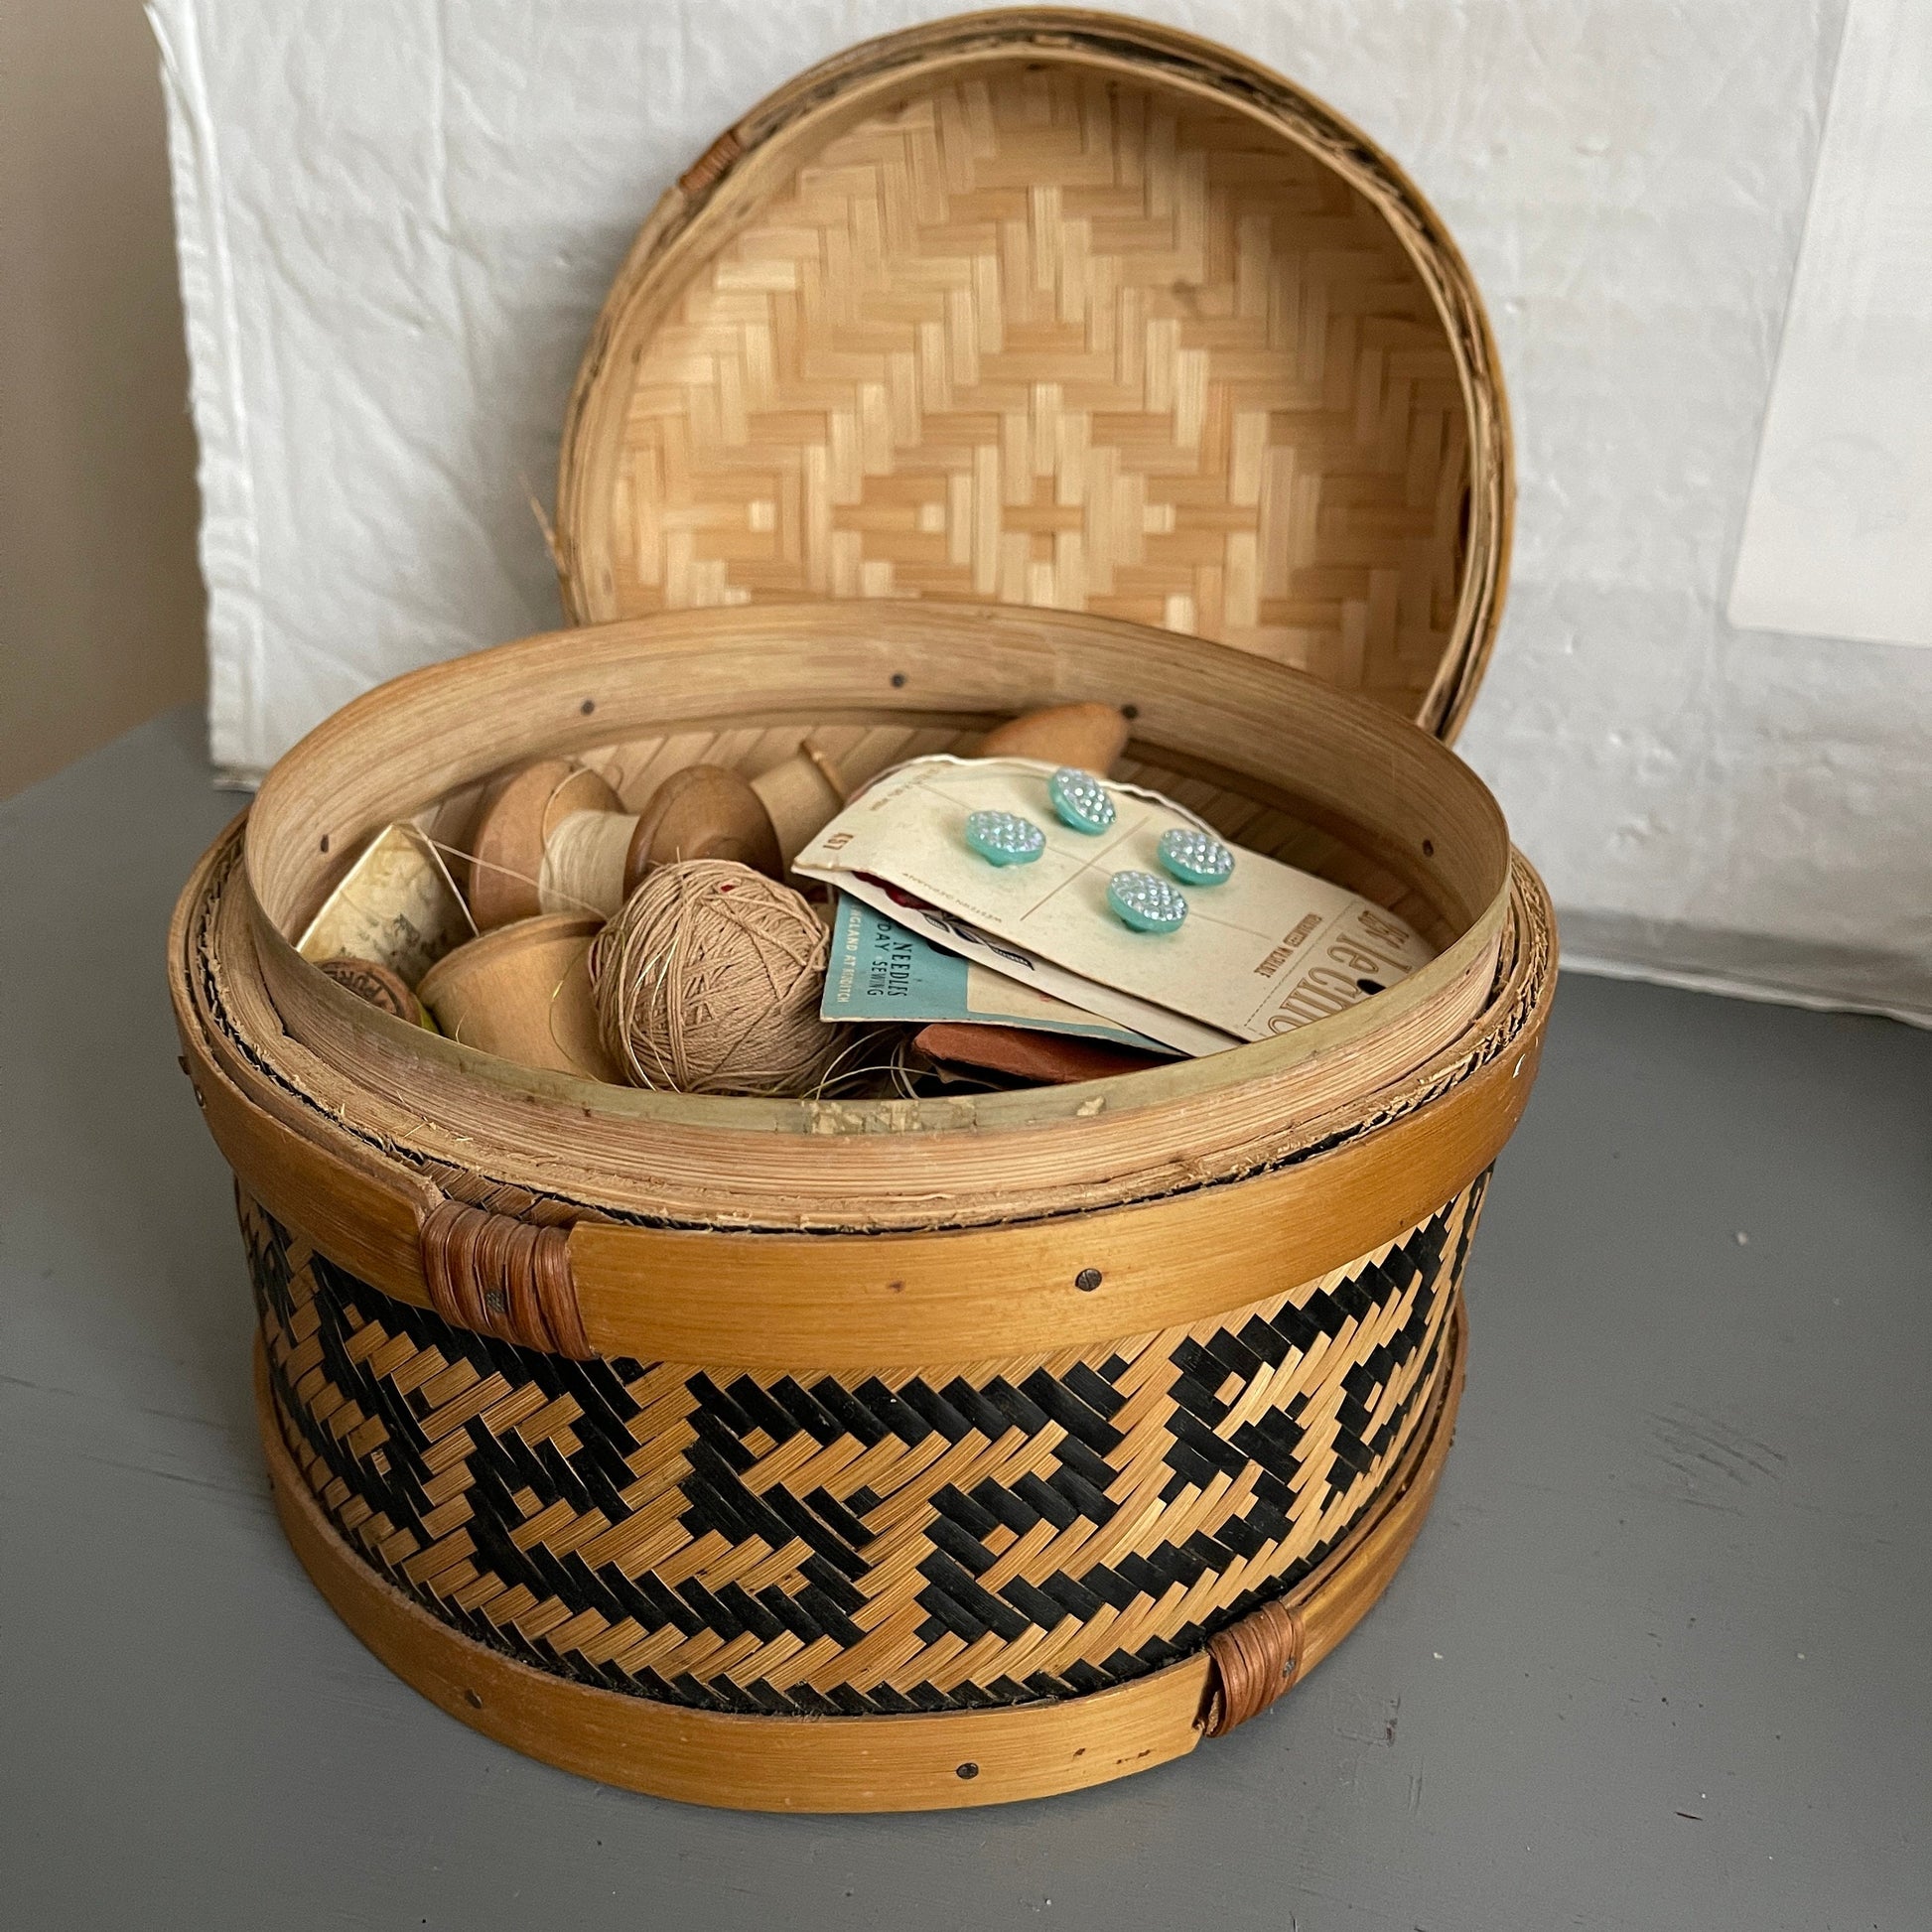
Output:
[{"xmin": 1, "ymin": 2, "xmax": 206, "ymax": 799}]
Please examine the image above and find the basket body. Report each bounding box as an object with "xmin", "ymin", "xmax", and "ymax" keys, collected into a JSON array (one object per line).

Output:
[
  {"xmin": 169, "ymin": 10, "xmax": 1544, "ymax": 1812},
  {"xmin": 173, "ymin": 598, "xmax": 1553, "ymax": 1809},
  {"xmin": 243, "ymin": 1186, "xmax": 1477, "ymax": 1809}
]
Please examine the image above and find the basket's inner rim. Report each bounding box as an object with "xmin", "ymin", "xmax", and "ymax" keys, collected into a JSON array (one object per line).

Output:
[
  {"xmin": 188, "ymin": 807, "xmax": 1542, "ymax": 1242},
  {"xmin": 563, "ymin": 39, "xmax": 1481, "ymax": 730},
  {"xmin": 244, "ymin": 608, "xmax": 1511, "ymax": 1127}
]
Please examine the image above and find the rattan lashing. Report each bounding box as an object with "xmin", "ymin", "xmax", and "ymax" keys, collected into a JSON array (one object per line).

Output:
[
  {"xmin": 1202, "ymin": 1596, "xmax": 1304, "ymax": 1736},
  {"xmin": 418, "ymin": 1197, "xmax": 590, "ymax": 1360}
]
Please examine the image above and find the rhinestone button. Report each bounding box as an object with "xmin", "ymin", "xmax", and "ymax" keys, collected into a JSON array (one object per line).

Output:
[
  {"xmin": 1157, "ymin": 826, "xmax": 1234, "ymax": 887},
  {"xmin": 1107, "ymin": 869, "xmax": 1188, "ymax": 932},
  {"xmin": 1047, "ymin": 766, "xmax": 1116, "ymax": 835},
  {"xmin": 964, "ymin": 809, "xmax": 1045, "ymax": 866}
]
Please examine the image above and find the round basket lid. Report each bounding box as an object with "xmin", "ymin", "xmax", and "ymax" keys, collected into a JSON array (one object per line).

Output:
[{"xmin": 556, "ymin": 9, "xmax": 1510, "ymax": 742}]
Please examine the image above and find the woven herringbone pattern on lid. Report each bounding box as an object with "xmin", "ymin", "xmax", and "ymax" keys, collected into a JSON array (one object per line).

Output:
[
  {"xmin": 599, "ymin": 69, "xmax": 1470, "ymax": 715},
  {"xmin": 249, "ymin": 1174, "xmax": 1484, "ymax": 1717}
]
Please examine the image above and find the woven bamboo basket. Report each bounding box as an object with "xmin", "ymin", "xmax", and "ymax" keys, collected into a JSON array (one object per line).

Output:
[{"xmin": 169, "ymin": 11, "xmax": 1552, "ymax": 1813}]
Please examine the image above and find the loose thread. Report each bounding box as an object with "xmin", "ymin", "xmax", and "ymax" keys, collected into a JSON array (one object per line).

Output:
[
  {"xmin": 422, "ymin": 834, "xmax": 607, "ymax": 921},
  {"xmin": 407, "ymin": 824, "xmax": 480, "ymax": 939}
]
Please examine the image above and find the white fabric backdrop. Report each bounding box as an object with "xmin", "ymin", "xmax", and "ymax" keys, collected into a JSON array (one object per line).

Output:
[
  {"xmin": 152, "ymin": 0, "xmax": 1932, "ymax": 1020},
  {"xmin": 1728, "ymin": 0, "xmax": 1932, "ymax": 652}
]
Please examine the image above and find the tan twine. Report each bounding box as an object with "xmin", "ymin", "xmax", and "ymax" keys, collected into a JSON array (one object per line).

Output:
[
  {"xmin": 427, "ymin": 756, "xmax": 637, "ymax": 925},
  {"xmin": 539, "ymin": 808, "xmax": 635, "ymax": 918},
  {"xmin": 589, "ymin": 860, "xmax": 844, "ymax": 1097}
]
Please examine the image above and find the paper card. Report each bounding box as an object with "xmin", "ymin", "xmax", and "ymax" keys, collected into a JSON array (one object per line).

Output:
[
  {"xmin": 296, "ymin": 822, "xmax": 474, "ymax": 986},
  {"xmin": 798, "ymin": 758, "xmax": 1434, "ymax": 1044},
  {"xmin": 821, "ymin": 893, "xmax": 1176, "ymax": 1053}
]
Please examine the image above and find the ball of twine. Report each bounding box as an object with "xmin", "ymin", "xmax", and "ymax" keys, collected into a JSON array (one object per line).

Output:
[{"xmin": 588, "ymin": 860, "xmax": 843, "ymax": 1097}]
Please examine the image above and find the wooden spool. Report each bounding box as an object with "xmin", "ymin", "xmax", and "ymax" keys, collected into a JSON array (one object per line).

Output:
[
  {"xmin": 167, "ymin": 11, "xmax": 1539, "ymax": 1815},
  {"xmin": 466, "ymin": 743, "xmax": 854, "ymax": 929},
  {"xmin": 467, "ymin": 760, "xmax": 624, "ymax": 928},
  {"xmin": 635, "ymin": 762, "xmax": 784, "ymax": 880},
  {"xmin": 417, "ymin": 915, "xmax": 619, "ymax": 1084},
  {"xmin": 317, "ymin": 956, "xmax": 432, "ymax": 1030},
  {"xmin": 748, "ymin": 739, "xmax": 848, "ymax": 867}
]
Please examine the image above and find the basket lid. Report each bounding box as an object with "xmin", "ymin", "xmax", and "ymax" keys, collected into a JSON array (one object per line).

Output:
[{"xmin": 556, "ymin": 9, "xmax": 1510, "ymax": 742}]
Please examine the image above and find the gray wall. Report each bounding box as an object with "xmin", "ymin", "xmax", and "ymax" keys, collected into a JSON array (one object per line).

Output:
[{"xmin": 0, "ymin": 1, "xmax": 205, "ymax": 799}]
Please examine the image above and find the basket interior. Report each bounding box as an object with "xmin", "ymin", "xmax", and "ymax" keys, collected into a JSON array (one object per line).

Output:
[
  {"xmin": 258, "ymin": 606, "xmax": 1508, "ymax": 925},
  {"xmin": 562, "ymin": 46, "xmax": 1494, "ymax": 730},
  {"xmin": 239, "ymin": 604, "xmax": 1512, "ymax": 1183},
  {"xmin": 409, "ymin": 715, "xmax": 1457, "ymax": 958},
  {"xmin": 256, "ymin": 606, "xmax": 1508, "ymax": 959}
]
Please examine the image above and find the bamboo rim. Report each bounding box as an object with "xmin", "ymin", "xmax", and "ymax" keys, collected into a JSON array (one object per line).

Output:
[
  {"xmin": 185, "ymin": 809, "xmax": 1551, "ymax": 1240},
  {"xmin": 174, "ymin": 814, "xmax": 1551, "ymax": 1365}
]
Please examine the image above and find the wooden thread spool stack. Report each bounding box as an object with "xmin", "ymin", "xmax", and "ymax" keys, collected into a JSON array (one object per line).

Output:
[
  {"xmin": 467, "ymin": 744, "xmax": 847, "ymax": 931},
  {"xmin": 416, "ymin": 914, "xmax": 620, "ymax": 1083}
]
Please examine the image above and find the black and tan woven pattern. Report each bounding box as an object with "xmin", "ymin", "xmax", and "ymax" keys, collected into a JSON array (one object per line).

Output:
[{"xmin": 248, "ymin": 1175, "xmax": 1483, "ymax": 1715}]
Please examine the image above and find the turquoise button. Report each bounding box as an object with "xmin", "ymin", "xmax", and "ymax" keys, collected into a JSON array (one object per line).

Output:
[
  {"xmin": 965, "ymin": 809, "xmax": 1045, "ymax": 866},
  {"xmin": 1157, "ymin": 826, "xmax": 1234, "ymax": 887},
  {"xmin": 1107, "ymin": 869, "xmax": 1188, "ymax": 932},
  {"xmin": 1048, "ymin": 766, "xmax": 1116, "ymax": 835}
]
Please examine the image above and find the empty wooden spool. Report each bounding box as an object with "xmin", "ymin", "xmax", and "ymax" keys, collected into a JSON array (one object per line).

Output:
[
  {"xmin": 317, "ymin": 956, "xmax": 433, "ymax": 1030},
  {"xmin": 418, "ymin": 915, "xmax": 619, "ymax": 1084}
]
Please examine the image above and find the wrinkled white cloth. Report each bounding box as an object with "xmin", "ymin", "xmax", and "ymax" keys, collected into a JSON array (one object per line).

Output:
[
  {"xmin": 152, "ymin": 0, "xmax": 1932, "ymax": 1020},
  {"xmin": 1729, "ymin": 0, "xmax": 1932, "ymax": 651}
]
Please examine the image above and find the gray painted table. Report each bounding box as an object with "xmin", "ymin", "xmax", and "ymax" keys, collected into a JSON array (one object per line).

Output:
[{"xmin": 4, "ymin": 708, "xmax": 1926, "ymax": 1930}]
